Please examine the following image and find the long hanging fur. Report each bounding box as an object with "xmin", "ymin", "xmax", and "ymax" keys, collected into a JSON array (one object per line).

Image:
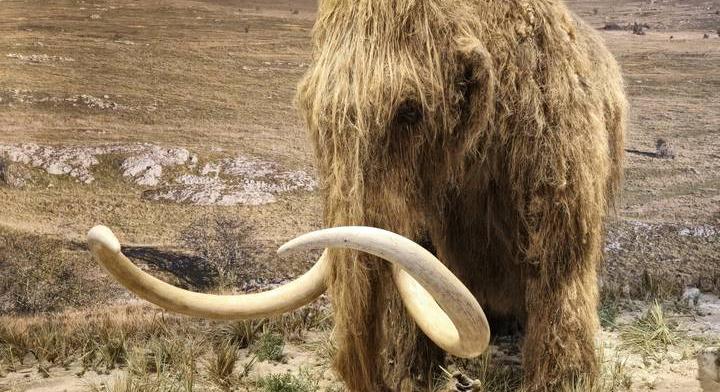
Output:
[{"xmin": 297, "ymin": 0, "xmax": 627, "ymax": 390}]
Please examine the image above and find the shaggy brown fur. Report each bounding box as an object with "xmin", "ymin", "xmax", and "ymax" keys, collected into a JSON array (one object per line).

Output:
[{"xmin": 297, "ymin": 0, "xmax": 626, "ymax": 390}]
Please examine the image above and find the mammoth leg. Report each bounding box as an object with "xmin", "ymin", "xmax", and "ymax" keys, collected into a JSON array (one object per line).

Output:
[
  {"xmin": 523, "ymin": 265, "xmax": 600, "ymax": 391},
  {"xmin": 520, "ymin": 187, "xmax": 605, "ymax": 391}
]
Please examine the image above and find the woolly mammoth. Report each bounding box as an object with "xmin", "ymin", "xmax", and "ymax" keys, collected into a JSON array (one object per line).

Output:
[{"xmin": 88, "ymin": 0, "xmax": 626, "ymax": 390}]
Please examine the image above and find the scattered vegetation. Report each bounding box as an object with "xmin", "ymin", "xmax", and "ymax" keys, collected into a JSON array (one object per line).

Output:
[
  {"xmin": 599, "ymin": 291, "xmax": 621, "ymax": 329},
  {"xmin": 602, "ymin": 22, "xmax": 624, "ymax": 31},
  {"xmin": 0, "ymin": 228, "xmax": 107, "ymax": 314},
  {"xmin": 0, "ymin": 280, "xmax": 701, "ymax": 392},
  {"xmin": 0, "ymin": 218, "xmax": 705, "ymax": 392},
  {"xmin": 179, "ymin": 213, "xmax": 254, "ymax": 289},
  {"xmin": 654, "ymin": 138, "xmax": 675, "ymax": 159},
  {"xmin": 206, "ymin": 340, "xmax": 239, "ymax": 389},
  {"xmin": 0, "ymin": 157, "xmax": 7, "ymax": 184},
  {"xmin": 256, "ymin": 369, "xmax": 319, "ymax": 392},
  {"xmin": 620, "ymin": 301, "xmax": 678, "ymax": 361},
  {"xmin": 212, "ymin": 320, "xmax": 264, "ymax": 349},
  {"xmin": 255, "ymin": 332, "xmax": 285, "ymax": 362},
  {"xmin": 0, "ymin": 304, "xmax": 337, "ymax": 390},
  {"xmin": 600, "ymin": 269, "xmax": 686, "ymax": 303},
  {"xmin": 87, "ymin": 370, "xmax": 193, "ymax": 392},
  {"xmin": 631, "ymin": 22, "xmax": 647, "ymax": 35},
  {"xmin": 595, "ymin": 356, "xmax": 633, "ymax": 392},
  {"xmin": 637, "ymin": 271, "xmax": 685, "ymax": 302},
  {"xmin": 0, "ymin": 306, "xmax": 177, "ymax": 374},
  {"xmin": 601, "ymin": 21, "xmax": 650, "ymax": 34},
  {"xmin": 268, "ymin": 305, "xmax": 333, "ymax": 342}
]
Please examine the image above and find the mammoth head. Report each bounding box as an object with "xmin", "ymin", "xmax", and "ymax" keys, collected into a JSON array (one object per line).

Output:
[
  {"xmin": 297, "ymin": 0, "xmax": 495, "ymax": 201},
  {"xmin": 88, "ymin": 225, "xmax": 490, "ymax": 358}
]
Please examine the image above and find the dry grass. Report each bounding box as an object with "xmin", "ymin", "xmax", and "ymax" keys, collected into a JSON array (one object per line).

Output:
[
  {"xmin": 0, "ymin": 271, "xmax": 695, "ymax": 392},
  {"xmin": 87, "ymin": 371, "xmax": 191, "ymax": 392},
  {"xmin": 0, "ymin": 227, "xmax": 110, "ymax": 314},
  {"xmin": 637, "ymin": 271, "xmax": 685, "ymax": 302},
  {"xmin": 211, "ymin": 320, "xmax": 264, "ymax": 349},
  {"xmin": 620, "ymin": 301, "xmax": 679, "ymax": 362},
  {"xmin": 92, "ymin": 335, "xmax": 201, "ymax": 391},
  {"xmin": 551, "ymin": 351, "xmax": 633, "ymax": 392},
  {"xmin": 0, "ymin": 304, "xmax": 336, "ymax": 390},
  {"xmin": 265, "ymin": 304, "xmax": 333, "ymax": 342},
  {"xmin": 206, "ymin": 340, "xmax": 240, "ymax": 390},
  {"xmin": 0, "ymin": 0, "xmax": 315, "ymax": 152},
  {"xmin": 0, "ymin": 305, "xmax": 177, "ymax": 373},
  {"xmin": 180, "ymin": 213, "xmax": 255, "ymax": 289}
]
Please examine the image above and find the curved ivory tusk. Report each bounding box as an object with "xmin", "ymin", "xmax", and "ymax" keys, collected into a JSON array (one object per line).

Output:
[
  {"xmin": 277, "ymin": 226, "xmax": 490, "ymax": 358},
  {"xmin": 87, "ymin": 225, "xmax": 329, "ymax": 320}
]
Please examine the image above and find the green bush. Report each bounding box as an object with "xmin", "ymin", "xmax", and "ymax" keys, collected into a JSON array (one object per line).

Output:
[
  {"xmin": 255, "ymin": 332, "xmax": 285, "ymax": 362},
  {"xmin": 257, "ymin": 370, "xmax": 318, "ymax": 392}
]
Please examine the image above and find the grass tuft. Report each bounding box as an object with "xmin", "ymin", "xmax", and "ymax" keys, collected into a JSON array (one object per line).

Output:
[
  {"xmin": 213, "ymin": 320, "xmax": 264, "ymax": 349},
  {"xmin": 256, "ymin": 369, "xmax": 319, "ymax": 392},
  {"xmin": 598, "ymin": 296, "xmax": 620, "ymax": 329},
  {"xmin": 620, "ymin": 301, "xmax": 677, "ymax": 361},
  {"xmin": 206, "ymin": 340, "xmax": 239, "ymax": 390},
  {"xmin": 268, "ymin": 305, "xmax": 333, "ymax": 341}
]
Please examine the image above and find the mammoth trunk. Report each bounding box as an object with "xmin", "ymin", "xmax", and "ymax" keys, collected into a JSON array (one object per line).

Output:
[{"xmin": 322, "ymin": 174, "xmax": 433, "ymax": 390}]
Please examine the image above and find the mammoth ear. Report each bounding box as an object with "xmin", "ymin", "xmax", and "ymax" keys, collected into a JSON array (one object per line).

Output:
[{"xmin": 453, "ymin": 36, "xmax": 496, "ymax": 156}]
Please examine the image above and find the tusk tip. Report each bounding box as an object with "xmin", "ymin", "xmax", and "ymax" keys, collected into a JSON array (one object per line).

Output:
[
  {"xmin": 87, "ymin": 225, "xmax": 121, "ymax": 254},
  {"xmin": 276, "ymin": 242, "xmax": 295, "ymax": 258},
  {"xmin": 277, "ymin": 235, "xmax": 316, "ymax": 257}
]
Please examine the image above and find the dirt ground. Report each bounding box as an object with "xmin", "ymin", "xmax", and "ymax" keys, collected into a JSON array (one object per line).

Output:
[{"xmin": 0, "ymin": 0, "xmax": 719, "ymax": 391}]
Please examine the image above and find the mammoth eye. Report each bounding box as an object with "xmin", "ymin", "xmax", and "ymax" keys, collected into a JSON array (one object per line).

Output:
[{"xmin": 393, "ymin": 100, "xmax": 423, "ymax": 128}]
